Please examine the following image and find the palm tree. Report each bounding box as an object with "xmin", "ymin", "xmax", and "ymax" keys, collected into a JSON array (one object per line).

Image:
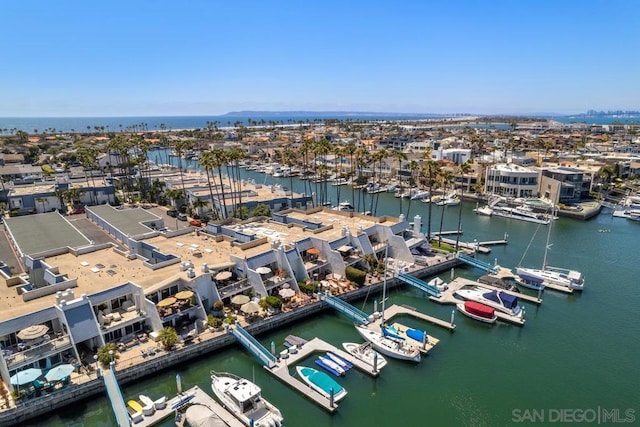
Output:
[
  {"xmin": 165, "ymin": 188, "xmax": 184, "ymax": 210},
  {"xmin": 158, "ymin": 327, "xmax": 178, "ymax": 350},
  {"xmin": 455, "ymin": 162, "xmax": 472, "ymax": 251},
  {"xmin": 76, "ymin": 145, "xmax": 100, "ymax": 205},
  {"xmin": 191, "ymin": 197, "xmax": 208, "ymax": 218},
  {"xmin": 96, "ymin": 343, "xmax": 119, "ymax": 367},
  {"xmin": 36, "ymin": 197, "xmax": 48, "ymax": 213},
  {"xmin": 389, "ymin": 148, "xmax": 407, "ymax": 183},
  {"xmin": 423, "ymin": 160, "xmax": 441, "ymax": 240},
  {"xmin": 210, "ymin": 148, "xmax": 229, "ymax": 218},
  {"xmin": 199, "ymin": 150, "xmax": 221, "ymax": 220},
  {"xmin": 437, "ymin": 170, "xmax": 455, "ymax": 247}
]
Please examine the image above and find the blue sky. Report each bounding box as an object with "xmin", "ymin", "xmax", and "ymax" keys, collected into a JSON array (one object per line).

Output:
[{"xmin": 1, "ymin": 0, "xmax": 638, "ymax": 116}]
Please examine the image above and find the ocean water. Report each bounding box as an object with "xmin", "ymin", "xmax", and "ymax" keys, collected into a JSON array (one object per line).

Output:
[
  {"xmin": 0, "ymin": 113, "xmax": 634, "ymax": 134},
  {"xmin": 32, "ymin": 157, "xmax": 640, "ymax": 427},
  {"xmin": 0, "ymin": 113, "xmax": 443, "ymax": 134}
]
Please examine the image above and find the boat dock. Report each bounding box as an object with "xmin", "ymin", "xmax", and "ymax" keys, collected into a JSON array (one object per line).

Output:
[
  {"xmin": 429, "ymin": 277, "xmax": 542, "ymax": 326},
  {"xmin": 432, "ymin": 237, "xmax": 492, "ymax": 253},
  {"xmin": 135, "ymin": 385, "xmax": 243, "ymax": 427},
  {"xmin": 365, "ymin": 304, "xmax": 453, "ymax": 353},
  {"xmin": 266, "ymin": 337, "xmax": 382, "ymax": 413},
  {"xmin": 493, "ymin": 266, "xmax": 574, "ymax": 294}
]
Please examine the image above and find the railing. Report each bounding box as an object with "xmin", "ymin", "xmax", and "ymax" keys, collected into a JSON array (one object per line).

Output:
[
  {"xmin": 7, "ymin": 336, "xmax": 72, "ymax": 369},
  {"xmin": 218, "ymin": 279, "xmax": 252, "ymax": 298}
]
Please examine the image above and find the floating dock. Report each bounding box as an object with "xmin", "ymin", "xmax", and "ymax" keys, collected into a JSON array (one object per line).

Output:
[
  {"xmin": 492, "ymin": 266, "xmax": 574, "ymax": 294},
  {"xmin": 430, "ymin": 277, "xmax": 543, "ymax": 326},
  {"xmin": 365, "ymin": 304, "xmax": 452, "ymax": 353},
  {"xmin": 267, "ymin": 337, "xmax": 382, "ymax": 413},
  {"xmin": 134, "ymin": 385, "xmax": 243, "ymax": 427}
]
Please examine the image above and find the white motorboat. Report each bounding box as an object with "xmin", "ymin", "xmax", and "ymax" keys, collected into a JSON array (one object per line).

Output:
[
  {"xmin": 473, "ymin": 205, "xmax": 493, "ymax": 216},
  {"xmin": 332, "ymin": 201, "xmax": 355, "ymax": 212},
  {"xmin": 454, "ymin": 286, "xmax": 523, "ymax": 317},
  {"xmin": 296, "ymin": 366, "xmax": 347, "ymax": 402},
  {"xmin": 354, "ymin": 324, "xmax": 421, "ymax": 362},
  {"xmin": 516, "ymin": 266, "xmax": 584, "ymax": 291},
  {"xmin": 492, "ymin": 205, "xmax": 552, "ymax": 225},
  {"xmin": 436, "ymin": 193, "xmax": 460, "ymax": 206},
  {"xmin": 516, "ymin": 205, "xmax": 584, "ymax": 291},
  {"xmin": 342, "ymin": 342, "xmax": 388, "ymax": 370},
  {"xmin": 456, "ymin": 301, "xmax": 498, "ymax": 324},
  {"xmin": 410, "ymin": 189, "xmax": 431, "ymax": 200},
  {"xmin": 210, "ymin": 371, "xmax": 283, "ymax": 427}
]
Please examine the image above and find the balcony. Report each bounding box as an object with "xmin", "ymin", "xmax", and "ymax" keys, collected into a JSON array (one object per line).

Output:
[
  {"xmin": 304, "ymin": 257, "xmax": 329, "ymax": 273},
  {"xmin": 6, "ymin": 335, "xmax": 72, "ymax": 369},
  {"xmin": 218, "ymin": 278, "xmax": 252, "ymax": 299}
]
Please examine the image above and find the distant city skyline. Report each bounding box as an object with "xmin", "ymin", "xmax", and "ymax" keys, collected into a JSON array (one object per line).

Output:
[{"xmin": 2, "ymin": 0, "xmax": 639, "ymax": 117}]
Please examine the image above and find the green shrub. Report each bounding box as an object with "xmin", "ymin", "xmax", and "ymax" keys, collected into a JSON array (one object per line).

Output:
[
  {"xmin": 207, "ymin": 314, "xmax": 223, "ymax": 329},
  {"xmin": 298, "ymin": 281, "xmax": 315, "ymax": 295},
  {"xmin": 346, "ymin": 266, "xmax": 366, "ymax": 287},
  {"xmin": 213, "ymin": 300, "xmax": 224, "ymax": 312},
  {"xmin": 260, "ymin": 296, "xmax": 282, "ymax": 310}
]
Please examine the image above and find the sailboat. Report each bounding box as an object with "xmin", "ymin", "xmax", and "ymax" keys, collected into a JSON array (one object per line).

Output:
[
  {"xmin": 515, "ymin": 206, "xmax": 584, "ymax": 291},
  {"xmin": 353, "ymin": 244, "xmax": 422, "ymax": 362}
]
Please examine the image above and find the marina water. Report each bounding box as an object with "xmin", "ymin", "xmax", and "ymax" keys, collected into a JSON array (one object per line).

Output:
[{"xmin": 36, "ymin": 154, "xmax": 639, "ymax": 426}]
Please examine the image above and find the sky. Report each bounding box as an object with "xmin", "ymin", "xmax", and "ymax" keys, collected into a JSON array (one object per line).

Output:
[{"xmin": 1, "ymin": 0, "xmax": 638, "ymax": 117}]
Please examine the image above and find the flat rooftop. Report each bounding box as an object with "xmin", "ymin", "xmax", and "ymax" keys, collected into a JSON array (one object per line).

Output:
[
  {"xmin": 0, "ymin": 209, "xmax": 398, "ymax": 321},
  {"xmin": 10, "ymin": 183, "xmax": 57, "ymax": 196},
  {"xmin": 89, "ymin": 205, "xmax": 161, "ymax": 236},
  {"xmin": 5, "ymin": 212, "xmax": 91, "ymax": 257}
]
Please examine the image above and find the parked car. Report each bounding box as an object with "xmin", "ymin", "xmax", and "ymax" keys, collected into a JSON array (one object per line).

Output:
[
  {"xmin": 189, "ymin": 219, "xmax": 202, "ymax": 227},
  {"xmin": 167, "ymin": 209, "xmax": 178, "ymax": 217},
  {"xmin": 177, "ymin": 213, "xmax": 187, "ymax": 221}
]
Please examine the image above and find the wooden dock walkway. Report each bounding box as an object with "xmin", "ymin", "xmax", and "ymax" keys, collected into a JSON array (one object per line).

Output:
[
  {"xmin": 477, "ymin": 239, "xmax": 508, "ymax": 246},
  {"xmin": 432, "ymin": 236, "xmax": 492, "ymax": 253},
  {"xmin": 133, "ymin": 385, "xmax": 243, "ymax": 427},
  {"xmin": 266, "ymin": 337, "xmax": 382, "ymax": 413},
  {"xmin": 429, "ymin": 277, "xmax": 543, "ymax": 327},
  {"xmin": 363, "ymin": 304, "xmax": 455, "ymax": 353}
]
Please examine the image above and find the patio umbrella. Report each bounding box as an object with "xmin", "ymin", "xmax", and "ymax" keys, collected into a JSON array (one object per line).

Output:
[
  {"xmin": 45, "ymin": 364, "xmax": 75, "ymax": 382},
  {"xmin": 278, "ymin": 288, "xmax": 295, "ymax": 299},
  {"xmin": 175, "ymin": 290, "xmax": 194, "ymax": 300},
  {"xmin": 10, "ymin": 368, "xmax": 42, "ymax": 386},
  {"xmin": 17, "ymin": 324, "xmax": 49, "ymax": 341},
  {"xmin": 157, "ymin": 297, "xmax": 177, "ymax": 308},
  {"xmin": 231, "ymin": 295, "xmax": 250, "ymax": 305},
  {"xmin": 240, "ymin": 301, "xmax": 261, "ymax": 315},
  {"xmin": 307, "ymin": 247, "xmax": 320, "ymax": 255},
  {"xmin": 215, "ymin": 271, "xmax": 232, "ymax": 281},
  {"xmin": 255, "ymin": 266, "xmax": 271, "ymax": 275}
]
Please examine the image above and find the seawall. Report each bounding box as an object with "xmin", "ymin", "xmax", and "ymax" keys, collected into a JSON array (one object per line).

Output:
[{"xmin": 0, "ymin": 257, "xmax": 459, "ymax": 426}]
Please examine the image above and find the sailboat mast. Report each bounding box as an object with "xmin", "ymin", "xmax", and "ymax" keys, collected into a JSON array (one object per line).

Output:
[
  {"xmin": 542, "ymin": 205, "xmax": 554, "ymax": 269},
  {"xmin": 381, "ymin": 242, "xmax": 389, "ymax": 323}
]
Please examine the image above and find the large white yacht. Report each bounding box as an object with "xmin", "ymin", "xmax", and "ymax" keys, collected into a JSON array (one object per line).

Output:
[
  {"xmin": 210, "ymin": 371, "xmax": 283, "ymax": 427},
  {"xmin": 454, "ymin": 286, "xmax": 523, "ymax": 317}
]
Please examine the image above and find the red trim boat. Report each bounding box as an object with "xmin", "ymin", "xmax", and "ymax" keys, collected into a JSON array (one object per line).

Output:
[{"xmin": 457, "ymin": 301, "xmax": 498, "ymax": 324}]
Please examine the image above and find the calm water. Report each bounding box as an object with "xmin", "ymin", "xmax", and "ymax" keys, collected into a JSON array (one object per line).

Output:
[
  {"xmin": 0, "ymin": 113, "xmax": 443, "ymax": 134},
  {"xmin": 0, "ymin": 114, "xmax": 634, "ymax": 133},
  {"xmin": 35, "ymin": 158, "xmax": 639, "ymax": 427}
]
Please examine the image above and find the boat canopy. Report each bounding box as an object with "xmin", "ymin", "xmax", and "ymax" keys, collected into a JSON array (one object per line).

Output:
[{"xmin": 483, "ymin": 291, "xmax": 518, "ymax": 309}]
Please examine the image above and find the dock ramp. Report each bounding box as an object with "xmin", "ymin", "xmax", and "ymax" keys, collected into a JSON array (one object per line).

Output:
[
  {"xmin": 319, "ymin": 292, "xmax": 370, "ymax": 325},
  {"xmin": 456, "ymin": 252, "xmax": 499, "ymax": 274},
  {"xmin": 229, "ymin": 324, "xmax": 277, "ymax": 368},
  {"xmin": 397, "ymin": 272, "xmax": 442, "ymax": 297},
  {"xmin": 102, "ymin": 367, "xmax": 130, "ymax": 427}
]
